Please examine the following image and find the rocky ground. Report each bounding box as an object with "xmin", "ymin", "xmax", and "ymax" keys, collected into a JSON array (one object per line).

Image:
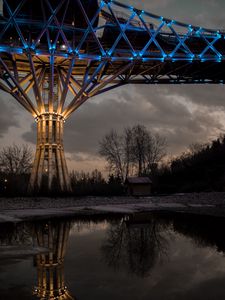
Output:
[
  {"xmin": 0, "ymin": 192, "xmax": 224, "ymax": 223},
  {"xmin": 0, "ymin": 192, "xmax": 225, "ymax": 209}
]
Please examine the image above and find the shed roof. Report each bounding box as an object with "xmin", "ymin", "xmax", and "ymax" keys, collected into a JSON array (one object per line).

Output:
[{"xmin": 126, "ymin": 177, "xmax": 152, "ymax": 184}]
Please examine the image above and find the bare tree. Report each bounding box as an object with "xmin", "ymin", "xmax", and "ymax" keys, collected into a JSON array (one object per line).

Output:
[
  {"xmin": 129, "ymin": 125, "xmax": 152, "ymax": 176},
  {"xmin": 0, "ymin": 144, "xmax": 33, "ymax": 175},
  {"xmin": 145, "ymin": 133, "xmax": 167, "ymax": 173},
  {"xmin": 99, "ymin": 130, "xmax": 127, "ymax": 181},
  {"xmin": 99, "ymin": 125, "xmax": 167, "ymax": 180}
]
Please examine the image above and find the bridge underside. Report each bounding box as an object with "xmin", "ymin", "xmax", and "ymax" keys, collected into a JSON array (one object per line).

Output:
[{"xmin": 1, "ymin": 52, "xmax": 225, "ymax": 84}]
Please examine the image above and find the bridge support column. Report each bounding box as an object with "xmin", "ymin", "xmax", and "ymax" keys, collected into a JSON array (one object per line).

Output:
[{"xmin": 29, "ymin": 113, "xmax": 70, "ymax": 192}]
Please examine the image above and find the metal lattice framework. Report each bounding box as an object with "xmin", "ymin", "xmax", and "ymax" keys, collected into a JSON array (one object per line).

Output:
[{"xmin": 0, "ymin": 0, "xmax": 224, "ymax": 191}]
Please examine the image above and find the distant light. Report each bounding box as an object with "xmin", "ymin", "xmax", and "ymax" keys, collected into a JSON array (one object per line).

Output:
[
  {"xmin": 60, "ymin": 44, "xmax": 67, "ymax": 50},
  {"xmin": 4, "ymin": 179, "xmax": 7, "ymax": 183}
]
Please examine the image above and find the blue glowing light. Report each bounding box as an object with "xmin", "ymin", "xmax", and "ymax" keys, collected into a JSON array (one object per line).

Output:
[{"xmin": 0, "ymin": 0, "xmax": 223, "ymax": 68}]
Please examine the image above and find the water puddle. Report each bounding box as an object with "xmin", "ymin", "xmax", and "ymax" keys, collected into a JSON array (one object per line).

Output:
[{"xmin": 0, "ymin": 212, "xmax": 225, "ymax": 299}]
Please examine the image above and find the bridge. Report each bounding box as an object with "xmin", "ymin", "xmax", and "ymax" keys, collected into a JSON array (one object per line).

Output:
[{"xmin": 0, "ymin": 0, "xmax": 223, "ymax": 191}]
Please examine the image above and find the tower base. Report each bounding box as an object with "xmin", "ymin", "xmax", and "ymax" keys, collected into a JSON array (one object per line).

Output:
[{"xmin": 29, "ymin": 113, "xmax": 71, "ymax": 192}]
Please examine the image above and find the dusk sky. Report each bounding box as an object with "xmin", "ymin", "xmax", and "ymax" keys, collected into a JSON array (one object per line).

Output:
[{"xmin": 1, "ymin": 0, "xmax": 225, "ymax": 173}]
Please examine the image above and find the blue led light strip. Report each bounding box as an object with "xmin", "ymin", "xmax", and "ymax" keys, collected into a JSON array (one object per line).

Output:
[{"xmin": 0, "ymin": 0, "xmax": 223, "ymax": 62}]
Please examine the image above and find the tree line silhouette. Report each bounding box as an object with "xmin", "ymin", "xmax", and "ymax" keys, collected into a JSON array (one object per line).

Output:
[
  {"xmin": 156, "ymin": 135, "xmax": 225, "ymax": 193},
  {"xmin": 1, "ymin": 128, "xmax": 225, "ymax": 196}
]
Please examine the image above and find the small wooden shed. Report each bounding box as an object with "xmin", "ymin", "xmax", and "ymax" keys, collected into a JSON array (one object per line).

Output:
[{"xmin": 125, "ymin": 177, "xmax": 152, "ymax": 196}]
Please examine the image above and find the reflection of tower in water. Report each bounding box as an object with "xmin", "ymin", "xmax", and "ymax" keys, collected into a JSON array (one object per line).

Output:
[{"xmin": 33, "ymin": 220, "xmax": 74, "ymax": 300}]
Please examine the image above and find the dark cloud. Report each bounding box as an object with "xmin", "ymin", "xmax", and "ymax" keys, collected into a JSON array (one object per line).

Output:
[
  {"xmin": 22, "ymin": 123, "xmax": 36, "ymax": 145},
  {"xmin": 0, "ymin": 93, "xmax": 19, "ymax": 139},
  {"xmin": 22, "ymin": 82, "xmax": 225, "ymax": 160},
  {"xmin": 153, "ymin": 85, "xmax": 225, "ymax": 108},
  {"xmin": 129, "ymin": 0, "xmax": 225, "ymax": 29}
]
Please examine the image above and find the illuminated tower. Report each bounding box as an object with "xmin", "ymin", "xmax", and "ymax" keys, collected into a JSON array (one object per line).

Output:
[
  {"xmin": 33, "ymin": 220, "xmax": 74, "ymax": 299},
  {"xmin": 0, "ymin": 0, "xmax": 224, "ymax": 191}
]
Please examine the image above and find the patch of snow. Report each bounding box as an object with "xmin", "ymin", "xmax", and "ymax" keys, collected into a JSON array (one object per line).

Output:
[
  {"xmin": 0, "ymin": 214, "xmax": 21, "ymax": 223},
  {"xmin": 89, "ymin": 205, "xmax": 136, "ymax": 213},
  {"xmin": 0, "ymin": 246, "xmax": 48, "ymax": 258},
  {"xmin": 158, "ymin": 203, "xmax": 187, "ymax": 208}
]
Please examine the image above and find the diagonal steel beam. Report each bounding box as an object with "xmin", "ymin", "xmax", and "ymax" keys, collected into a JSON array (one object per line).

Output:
[
  {"xmin": 28, "ymin": 54, "xmax": 44, "ymax": 112},
  {"xmin": 32, "ymin": 0, "xmax": 66, "ymax": 49},
  {"xmin": 76, "ymin": 0, "xmax": 106, "ymax": 55},
  {"xmin": 4, "ymin": 0, "xmax": 28, "ymax": 49},
  {"xmin": 58, "ymin": 68, "xmax": 78, "ymax": 98},
  {"xmin": 106, "ymin": 3, "xmax": 136, "ymax": 55},
  {"xmin": 0, "ymin": 0, "xmax": 26, "ymax": 40},
  {"xmin": 60, "ymin": 69, "xmax": 84, "ymax": 93},
  {"xmin": 64, "ymin": 62, "xmax": 133, "ymax": 119},
  {"xmin": 88, "ymin": 62, "xmax": 133, "ymax": 97},
  {"xmin": 57, "ymin": 57, "xmax": 75, "ymax": 114},
  {"xmin": 0, "ymin": 57, "xmax": 39, "ymax": 116},
  {"xmin": 45, "ymin": 0, "xmax": 71, "ymax": 51},
  {"xmin": 63, "ymin": 61, "xmax": 107, "ymax": 117}
]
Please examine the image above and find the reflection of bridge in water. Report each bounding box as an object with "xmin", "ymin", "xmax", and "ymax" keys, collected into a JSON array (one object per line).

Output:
[
  {"xmin": 33, "ymin": 220, "xmax": 74, "ymax": 300},
  {"xmin": 0, "ymin": 0, "xmax": 224, "ymax": 191},
  {"xmin": 0, "ymin": 214, "xmax": 225, "ymax": 298}
]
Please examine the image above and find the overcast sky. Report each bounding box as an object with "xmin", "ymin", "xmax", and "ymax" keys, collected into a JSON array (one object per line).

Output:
[{"xmin": 1, "ymin": 0, "xmax": 225, "ymax": 173}]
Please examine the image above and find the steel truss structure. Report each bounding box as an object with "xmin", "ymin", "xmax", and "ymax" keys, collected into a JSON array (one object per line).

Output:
[{"xmin": 0, "ymin": 0, "xmax": 225, "ymax": 191}]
